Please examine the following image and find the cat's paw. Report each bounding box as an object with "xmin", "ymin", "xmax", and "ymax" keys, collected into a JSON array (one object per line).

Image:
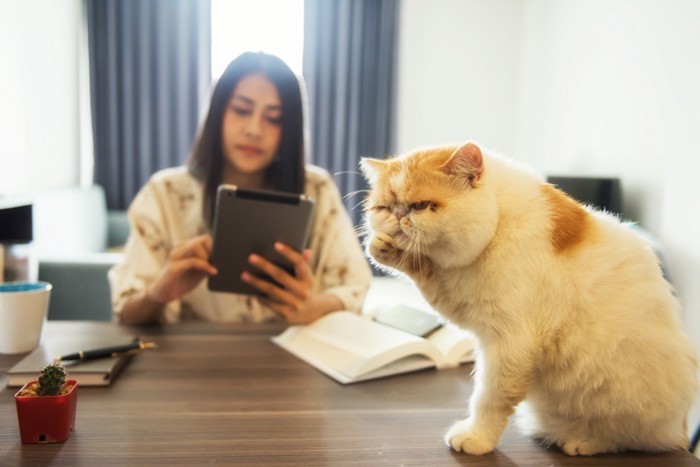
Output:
[
  {"xmin": 557, "ymin": 438, "xmax": 608, "ymax": 456},
  {"xmin": 444, "ymin": 419, "xmax": 497, "ymax": 455},
  {"xmin": 369, "ymin": 232, "xmax": 400, "ymax": 264}
]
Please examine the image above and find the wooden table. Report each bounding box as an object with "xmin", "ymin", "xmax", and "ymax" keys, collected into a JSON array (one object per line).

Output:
[{"xmin": 1, "ymin": 321, "xmax": 698, "ymax": 466}]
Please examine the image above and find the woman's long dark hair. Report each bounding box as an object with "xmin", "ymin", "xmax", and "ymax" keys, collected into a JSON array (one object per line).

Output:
[{"xmin": 188, "ymin": 52, "xmax": 307, "ymax": 228}]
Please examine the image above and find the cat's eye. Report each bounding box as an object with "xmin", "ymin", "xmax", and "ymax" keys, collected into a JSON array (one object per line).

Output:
[
  {"xmin": 410, "ymin": 201, "xmax": 431, "ymax": 211},
  {"xmin": 373, "ymin": 204, "xmax": 389, "ymax": 211}
]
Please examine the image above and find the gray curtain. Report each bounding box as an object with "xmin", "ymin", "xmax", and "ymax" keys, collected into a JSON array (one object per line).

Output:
[
  {"xmin": 303, "ymin": 0, "xmax": 400, "ymax": 227},
  {"xmin": 86, "ymin": 0, "xmax": 211, "ymax": 210}
]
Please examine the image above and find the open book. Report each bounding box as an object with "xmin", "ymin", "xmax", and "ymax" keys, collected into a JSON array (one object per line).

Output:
[{"xmin": 272, "ymin": 310, "xmax": 475, "ymax": 384}]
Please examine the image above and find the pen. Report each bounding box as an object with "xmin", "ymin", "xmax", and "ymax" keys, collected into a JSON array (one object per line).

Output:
[{"xmin": 54, "ymin": 341, "xmax": 158, "ymax": 362}]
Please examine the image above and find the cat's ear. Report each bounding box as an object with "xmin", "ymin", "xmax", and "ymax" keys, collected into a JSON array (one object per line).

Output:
[
  {"xmin": 360, "ymin": 158, "xmax": 387, "ymax": 184},
  {"xmin": 442, "ymin": 143, "xmax": 483, "ymax": 188}
]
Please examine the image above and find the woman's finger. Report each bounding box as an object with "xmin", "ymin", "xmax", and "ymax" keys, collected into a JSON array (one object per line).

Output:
[
  {"xmin": 170, "ymin": 236, "xmax": 203, "ymax": 260},
  {"xmin": 247, "ymin": 254, "xmax": 305, "ymax": 297},
  {"xmin": 191, "ymin": 236, "xmax": 213, "ymax": 260},
  {"xmin": 257, "ymin": 296, "xmax": 294, "ymax": 319},
  {"xmin": 274, "ymin": 242, "xmax": 313, "ymax": 283},
  {"xmin": 241, "ymin": 271, "xmax": 301, "ymax": 308},
  {"xmin": 181, "ymin": 257, "xmax": 218, "ymax": 276}
]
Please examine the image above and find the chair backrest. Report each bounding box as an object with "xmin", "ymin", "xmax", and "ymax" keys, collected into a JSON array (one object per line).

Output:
[
  {"xmin": 33, "ymin": 185, "xmax": 108, "ymax": 257},
  {"xmin": 107, "ymin": 210, "xmax": 130, "ymax": 249},
  {"xmin": 39, "ymin": 256, "xmax": 117, "ymax": 321}
]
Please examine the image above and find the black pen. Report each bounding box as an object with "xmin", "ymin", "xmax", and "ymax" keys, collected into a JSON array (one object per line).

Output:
[{"xmin": 54, "ymin": 341, "xmax": 158, "ymax": 362}]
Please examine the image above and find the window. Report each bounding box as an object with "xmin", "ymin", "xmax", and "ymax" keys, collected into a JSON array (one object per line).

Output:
[{"xmin": 211, "ymin": 0, "xmax": 304, "ymax": 80}]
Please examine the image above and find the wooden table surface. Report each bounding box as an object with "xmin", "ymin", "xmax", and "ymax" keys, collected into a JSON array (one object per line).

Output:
[{"xmin": 1, "ymin": 321, "xmax": 698, "ymax": 466}]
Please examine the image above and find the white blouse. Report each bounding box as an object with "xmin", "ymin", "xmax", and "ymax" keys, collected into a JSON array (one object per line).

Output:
[{"xmin": 108, "ymin": 165, "xmax": 372, "ymax": 323}]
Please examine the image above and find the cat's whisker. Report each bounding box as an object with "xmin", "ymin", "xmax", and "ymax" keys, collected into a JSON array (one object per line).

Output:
[
  {"xmin": 402, "ymin": 234, "xmax": 415, "ymax": 272},
  {"xmin": 352, "ymin": 224, "xmax": 368, "ymax": 234},
  {"xmin": 333, "ymin": 170, "xmax": 363, "ymax": 177},
  {"xmin": 412, "ymin": 232, "xmax": 426, "ymax": 277},
  {"xmin": 397, "ymin": 242, "xmax": 413, "ymax": 273},
  {"xmin": 352, "ymin": 225, "xmax": 370, "ymax": 240},
  {"xmin": 342, "ymin": 189, "xmax": 369, "ymax": 203},
  {"xmin": 350, "ymin": 199, "xmax": 369, "ymax": 213},
  {"xmin": 415, "ymin": 235, "xmax": 425, "ymax": 276}
]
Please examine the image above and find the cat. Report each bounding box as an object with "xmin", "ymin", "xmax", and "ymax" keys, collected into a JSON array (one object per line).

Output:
[{"xmin": 360, "ymin": 141, "xmax": 698, "ymax": 456}]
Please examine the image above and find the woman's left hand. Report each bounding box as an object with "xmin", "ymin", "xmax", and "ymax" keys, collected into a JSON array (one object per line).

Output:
[{"xmin": 241, "ymin": 242, "xmax": 341, "ymax": 324}]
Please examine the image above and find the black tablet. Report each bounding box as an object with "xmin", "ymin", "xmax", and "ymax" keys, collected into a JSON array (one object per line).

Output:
[{"xmin": 208, "ymin": 185, "xmax": 315, "ymax": 295}]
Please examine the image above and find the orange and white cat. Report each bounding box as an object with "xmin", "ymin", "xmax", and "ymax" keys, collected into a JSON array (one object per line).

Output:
[{"xmin": 360, "ymin": 142, "xmax": 698, "ymax": 456}]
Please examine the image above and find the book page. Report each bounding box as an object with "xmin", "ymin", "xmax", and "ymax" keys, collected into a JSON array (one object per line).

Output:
[
  {"xmin": 273, "ymin": 327, "xmax": 369, "ymax": 383},
  {"xmin": 425, "ymin": 325, "xmax": 476, "ymax": 368},
  {"xmin": 303, "ymin": 312, "xmax": 427, "ymax": 356},
  {"xmin": 348, "ymin": 355, "xmax": 438, "ymax": 383},
  {"xmin": 273, "ymin": 311, "xmax": 444, "ymax": 381}
]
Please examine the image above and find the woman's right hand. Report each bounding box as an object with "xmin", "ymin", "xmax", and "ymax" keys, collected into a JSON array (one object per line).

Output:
[{"xmin": 146, "ymin": 234, "xmax": 218, "ymax": 304}]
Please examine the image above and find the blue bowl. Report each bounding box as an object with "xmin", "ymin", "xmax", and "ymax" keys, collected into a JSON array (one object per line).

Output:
[{"xmin": 0, "ymin": 282, "xmax": 52, "ymax": 293}]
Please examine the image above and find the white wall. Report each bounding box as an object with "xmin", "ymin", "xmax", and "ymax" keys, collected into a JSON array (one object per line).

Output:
[
  {"xmin": 516, "ymin": 0, "xmax": 700, "ymax": 232},
  {"xmin": 399, "ymin": 0, "xmax": 700, "ymax": 437},
  {"xmin": 397, "ymin": 0, "xmax": 523, "ymax": 155},
  {"xmin": 0, "ymin": 0, "xmax": 81, "ymax": 198}
]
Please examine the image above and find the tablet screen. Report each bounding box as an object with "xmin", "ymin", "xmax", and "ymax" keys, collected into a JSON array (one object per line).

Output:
[{"xmin": 208, "ymin": 185, "xmax": 315, "ymax": 295}]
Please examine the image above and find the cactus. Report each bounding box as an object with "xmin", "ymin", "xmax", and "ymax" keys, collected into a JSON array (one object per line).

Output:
[{"xmin": 36, "ymin": 362, "xmax": 68, "ymax": 396}]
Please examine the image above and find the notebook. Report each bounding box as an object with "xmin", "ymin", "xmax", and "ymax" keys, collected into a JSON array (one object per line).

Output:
[{"xmin": 6, "ymin": 333, "xmax": 138, "ymax": 387}]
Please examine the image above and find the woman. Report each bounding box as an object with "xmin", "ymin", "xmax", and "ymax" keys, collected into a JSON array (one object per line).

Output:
[{"xmin": 109, "ymin": 52, "xmax": 372, "ymax": 325}]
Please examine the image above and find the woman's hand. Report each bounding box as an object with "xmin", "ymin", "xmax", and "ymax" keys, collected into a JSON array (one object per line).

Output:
[
  {"xmin": 241, "ymin": 242, "xmax": 342, "ymax": 323},
  {"xmin": 147, "ymin": 234, "xmax": 218, "ymax": 304}
]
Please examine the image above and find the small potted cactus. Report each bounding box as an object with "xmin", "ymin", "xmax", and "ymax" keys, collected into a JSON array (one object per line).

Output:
[{"xmin": 14, "ymin": 362, "xmax": 78, "ymax": 444}]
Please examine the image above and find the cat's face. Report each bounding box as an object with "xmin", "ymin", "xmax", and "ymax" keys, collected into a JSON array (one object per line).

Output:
[{"xmin": 361, "ymin": 143, "xmax": 499, "ymax": 270}]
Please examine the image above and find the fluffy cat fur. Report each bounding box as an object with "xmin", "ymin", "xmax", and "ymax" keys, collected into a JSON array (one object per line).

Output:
[{"xmin": 360, "ymin": 142, "xmax": 698, "ymax": 456}]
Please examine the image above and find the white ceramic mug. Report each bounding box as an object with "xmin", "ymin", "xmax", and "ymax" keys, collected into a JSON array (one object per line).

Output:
[{"xmin": 0, "ymin": 281, "xmax": 52, "ymax": 354}]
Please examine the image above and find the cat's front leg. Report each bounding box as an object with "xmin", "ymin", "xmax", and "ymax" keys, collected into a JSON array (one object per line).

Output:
[
  {"xmin": 445, "ymin": 354, "xmax": 532, "ymax": 455},
  {"xmin": 445, "ymin": 418, "xmax": 502, "ymax": 455},
  {"xmin": 368, "ymin": 232, "xmax": 404, "ymax": 268}
]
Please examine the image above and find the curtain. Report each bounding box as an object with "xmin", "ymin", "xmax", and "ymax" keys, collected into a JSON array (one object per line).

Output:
[
  {"xmin": 86, "ymin": 0, "xmax": 211, "ymax": 210},
  {"xmin": 303, "ymin": 0, "xmax": 400, "ymax": 227}
]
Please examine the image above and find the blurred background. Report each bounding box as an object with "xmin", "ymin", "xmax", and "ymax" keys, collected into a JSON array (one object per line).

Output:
[{"xmin": 1, "ymin": 0, "xmax": 699, "ymax": 443}]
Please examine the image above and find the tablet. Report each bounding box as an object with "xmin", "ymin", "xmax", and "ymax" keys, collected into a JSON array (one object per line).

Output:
[
  {"xmin": 208, "ymin": 185, "xmax": 315, "ymax": 295},
  {"xmin": 373, "ymin": 304, "xmax": 444, "ymax": 337}
]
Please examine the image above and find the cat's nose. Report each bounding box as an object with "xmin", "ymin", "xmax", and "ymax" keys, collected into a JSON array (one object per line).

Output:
[{"xmin": 394, "ymin": 207, "xmax": 406, "ymax": 220}]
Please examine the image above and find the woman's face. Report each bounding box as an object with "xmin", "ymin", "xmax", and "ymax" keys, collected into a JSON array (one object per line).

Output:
[{"xmin": 221, "ymin": 73, "xmax": 283, "ymax": 184}]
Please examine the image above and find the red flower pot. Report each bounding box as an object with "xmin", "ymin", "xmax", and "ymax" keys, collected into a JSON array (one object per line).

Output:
[{"xmin": 14, "ymin": 379, "xmax": 78, "ymax": 444}]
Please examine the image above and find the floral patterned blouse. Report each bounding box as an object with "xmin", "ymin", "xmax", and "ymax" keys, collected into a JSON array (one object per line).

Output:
[{"xmin": 108, "ymin": 165, "xmax": 372, "ymax": 323}]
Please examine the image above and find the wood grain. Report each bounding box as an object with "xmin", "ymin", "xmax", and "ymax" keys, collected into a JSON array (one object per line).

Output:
[{"xmin": 1, "ymin": 321, "xmax": 698, "ymax": 466}]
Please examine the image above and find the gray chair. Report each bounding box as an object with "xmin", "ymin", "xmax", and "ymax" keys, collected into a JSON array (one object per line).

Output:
[
  {"xmin": 39, "ymin": 256, "xmax": 119, "ymax": 321},
  {"xmin": 32, "ymin": 185, "xmax": 129, "ymax": 321}
]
